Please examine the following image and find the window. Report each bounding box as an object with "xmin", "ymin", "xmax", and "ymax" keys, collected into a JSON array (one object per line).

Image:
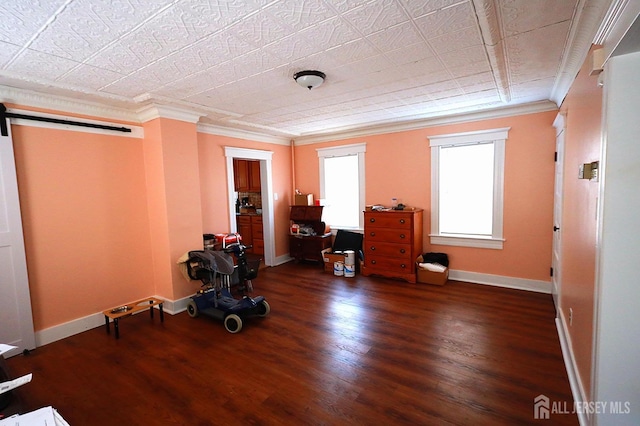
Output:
[
  {"xmin": 429, "ymin": 128, "xmax": 509, "ymax": 249},
  {"xmin": 317, "ymin": 143, "xmax": 366, "ymax": 230}
]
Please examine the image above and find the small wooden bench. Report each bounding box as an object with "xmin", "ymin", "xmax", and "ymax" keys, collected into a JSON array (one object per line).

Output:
[{"xmin": 103, "ymin": 297, "xmax": 164, "ymax": 339}]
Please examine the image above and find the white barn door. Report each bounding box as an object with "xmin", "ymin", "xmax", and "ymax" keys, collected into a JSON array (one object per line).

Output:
[{"xmin": 0, "ymin": 117, "xmax": 35, "ymax": 357}]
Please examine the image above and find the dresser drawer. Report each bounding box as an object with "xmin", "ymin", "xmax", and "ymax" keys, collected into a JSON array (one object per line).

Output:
[
  {"xmin": 365, "ymin": 228, "xmax": 413, "ymax": 244},
  {"xmin": 365, "ymin": 213, "xmax": 413, "ymax": 229},
  {"xmin": 364, "ymin": 256, "xmax": 414, "ymax": 274},
  {"xmin": 364, "ymin": 241, "xmax": 412, "ymax": 260}
]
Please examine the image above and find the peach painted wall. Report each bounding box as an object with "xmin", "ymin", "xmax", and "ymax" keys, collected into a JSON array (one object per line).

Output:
[
  {"xmin": 295, "ymin": 111, "xmax": 557, "ymax": 282},
  {"xmin": 197, "ymin": 134, "xmax": 293, "ymax": 259},
  {"xmin": 558, "ymin": 47, "xmax": 603, "ymax": 400},
  {"xmin": 12, "ymin": 124, "xmax": 154, "ymax": 330},
  {"xmin": 143, "ymin": 118, "xmax": 204, "ymax": 301}
]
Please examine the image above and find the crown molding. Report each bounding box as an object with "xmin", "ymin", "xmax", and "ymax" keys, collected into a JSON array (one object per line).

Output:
[
  {"xmin": 197, "ymin": 123, "xmax": 291, "ymax": 145},
  {"xmin": 293, "ymin": 101, "xmax": 557, "ymax": 145},
  {"xmin": 1, "ymin": 86, "xmax": 557, "ymax": 147},
  {"xmin": 0, "ymin": 85, "xmax": 140, "ymax": 123},
  {"xmin": 226, "ymin": 118, "xmax": 300, "ymax": 137},
  {"xmin": 550, "ymin": 0, "xmax": 613, "ymax": 106},
  {"xmin": 133, "ymin": 93, "xmax": 244, "ymax": 119},
  {"xmin": 136, "ymin": 104, "xmax": 204, "ymax": 123},
  {"xmin": 594, "ymin": 0, "xmax": 640, "ymax": 60}
]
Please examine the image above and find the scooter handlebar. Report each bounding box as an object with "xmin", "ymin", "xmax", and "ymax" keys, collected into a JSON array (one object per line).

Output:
[{"xmin": 223, "ymin": 243, "xmax": 252, "ymax": 254}]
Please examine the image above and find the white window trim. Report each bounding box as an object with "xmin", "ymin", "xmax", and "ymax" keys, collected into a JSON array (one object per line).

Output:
[
  {"xmin": 317, "ymin": 143, "xmax": 366, "ymax": 231},
  {"xmin": 429, "ymin": 128, "xmax": 509, "ymax": 249}
]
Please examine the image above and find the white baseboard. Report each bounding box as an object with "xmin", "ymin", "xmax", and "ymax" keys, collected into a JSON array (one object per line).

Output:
[
  {"xmin": 556, "ymin": 311, "xmax": 589, "ymax": 426},
  {"xmin": 171, "ymin": 295, "xmax": 191, "ymax": 314},
  {"xmin": 35, "ymin": 312, "xmax": 105, "ymax": 347},
  {"xmin": 273, "ymin": 254, "xmax": 293, "ymax": 266},
  {"xmin": 35, "ymin": 295, "xmax": 179, "ymax": 348},
  {"xmin": 449, "ymin": 269, "xmax": 552, "ymax": 293}
]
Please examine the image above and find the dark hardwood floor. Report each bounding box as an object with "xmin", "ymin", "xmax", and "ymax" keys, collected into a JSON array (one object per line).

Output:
[{"xmin": 6, "ymin": 262, "xmax": 577, "ymax": 425}]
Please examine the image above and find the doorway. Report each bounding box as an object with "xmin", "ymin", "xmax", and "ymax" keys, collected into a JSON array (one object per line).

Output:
[{"xmin": 224, "ymin": 147, "xmax": 275, "ymax": 266}]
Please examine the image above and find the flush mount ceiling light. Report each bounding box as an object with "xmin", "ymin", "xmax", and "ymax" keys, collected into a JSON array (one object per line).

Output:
[{"xmin": 293, "ymin": 70, "xmax": 326, "ymax": 90}]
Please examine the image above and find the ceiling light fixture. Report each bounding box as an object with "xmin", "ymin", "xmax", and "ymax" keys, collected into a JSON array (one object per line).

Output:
[{"xmin": 293, "ymin": 70, "xmax": 326, "ymax": 90}]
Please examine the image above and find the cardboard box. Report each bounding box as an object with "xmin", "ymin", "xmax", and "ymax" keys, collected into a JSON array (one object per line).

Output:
[
  {"xmin": 416, "ymin": 267, "xmax": 449, "ymax": 285},
  {"xmin": 321, "ymin": 249, "xmax": 363, "ymax": 274},
  {"xmin": 416, "ymin": 255, "xmax": 449, "ymax": 285},
  {"xmin": 321, "ymin": 248, "xmax": 346, "ymax": 273},
  {"xmin": 295, "ymin": 194, "xmax": 314, "ymax": 206}
]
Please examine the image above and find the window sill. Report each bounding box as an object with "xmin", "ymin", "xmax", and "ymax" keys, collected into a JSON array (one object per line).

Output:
[
  {"xmin": 329, "ymin": 227, "xmax": 364, "ymax": 235},
  {"xmin": 429, "ymin": 234, "xmax": 504, "ymax": 249}
]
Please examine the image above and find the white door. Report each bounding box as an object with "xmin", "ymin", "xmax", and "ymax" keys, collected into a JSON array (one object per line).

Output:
[
  {"xmin": 551, "ymin": 114, "xmax": 565, "ymax": 310},
  {"xmin": 0, "ymin": 118, "xmax": 36, "ymax": 357}
]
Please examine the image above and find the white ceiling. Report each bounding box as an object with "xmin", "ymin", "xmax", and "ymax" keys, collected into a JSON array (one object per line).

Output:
[{"xmin": 0, "ymin": 0, "xmax": 611, "ymax": 140}]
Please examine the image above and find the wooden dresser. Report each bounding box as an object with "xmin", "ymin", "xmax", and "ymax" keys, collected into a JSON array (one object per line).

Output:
[{"xmin": 362, "ymin": 208, "xmax": 423, "ymax": 283}]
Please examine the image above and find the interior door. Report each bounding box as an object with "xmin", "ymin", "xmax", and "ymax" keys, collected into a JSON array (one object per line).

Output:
[
  {"xmin": 0, "ymin": 118, "xmax": 36, "ymax": 357},
  {"xmin": 551, "ymin": 117, "xmax": 565, "ymax": 310}
]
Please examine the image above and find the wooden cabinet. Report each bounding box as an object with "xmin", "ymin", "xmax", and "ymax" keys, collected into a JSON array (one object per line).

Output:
[
  {"xmin": 233, "ymin": 159, "xmax": 261, "ymax": 192},
  {"xmin": 237, "ymin": 215, "xmax": 252, "ymax": 249},
  {"xmin": 251, "ymin": 215, "xmax": 264, "ymax": 255},
  {"xmin": 362, "ymin": 209, "xmax": 423, "ymax": 283},
  {"xmin": 249, "ymin": 160, "xmax": 261, "ymax": 192},
  {"xmin": 236, "ymin": 214, "xmax": 264, "ymax": 255},
  {"xmin": 289, "ymin": 205, "xmax": 331, "ymax": 263},
  {"xmin": 233, "ymin": 159, "xmax": 248, "ymax": 191},
  {"xmin": 289, "ymin": 234, "xmax": 331, "ymax": 263}
]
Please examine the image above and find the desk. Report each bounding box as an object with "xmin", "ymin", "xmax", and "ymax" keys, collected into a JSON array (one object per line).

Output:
[
  {"xmin": 289, "ymin": 233, "xmax": 332, "ymax": 264},
  {"xmin": 103, "ymin": 297, "xmax": 164, "ymax": 339}
]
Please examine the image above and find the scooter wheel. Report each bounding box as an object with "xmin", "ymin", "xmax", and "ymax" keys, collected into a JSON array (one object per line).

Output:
[
  {"xmin": 224, "ymin": 314, "xmax": 243, "ymax": 333},
  {"xmin": 257, "ymin": 300, "xmax": 270, "ymax": 317},
  {"xmin": 186, "ymin": 300, "xmax": 199, "ymax": 318}
]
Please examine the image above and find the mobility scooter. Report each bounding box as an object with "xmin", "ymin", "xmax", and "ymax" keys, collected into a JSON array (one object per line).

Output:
[{"xmin": 185, "ymin": 240, "xmax": 270, "ymax": 333}]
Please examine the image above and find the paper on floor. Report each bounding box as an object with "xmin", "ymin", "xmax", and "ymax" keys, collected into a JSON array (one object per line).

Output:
[
  {"xmin": 418, "ymin": 262, "xmax": 447, "ymax": 273},
  {"xmin": 0, "ymin": 373, "xmax": 31, "ymax": 395},
  {"xmin": 0, "ymin": 406, "xmax": 69, "ymax": 426},
  {"xmin": 0, "ymin": 345, "xmax": 17, "ymax": 357}
]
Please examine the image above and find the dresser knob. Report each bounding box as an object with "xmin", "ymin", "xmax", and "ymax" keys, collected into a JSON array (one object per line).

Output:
[
  {"xmin": 371, "ymin": 260, "xmax": 377, "ymax": 265},
  {"xmin": 370, "ymin": 232, "xmax": 375, "ymax": 237},
  {"xmin": 399, "ymin": 219, "xmax": 405, "ymax": 224},
  {"xmin": 370, "ymin": 218, "xmax": 375, "ymax": 223},
  {"xmin": 401, "ymin": 264, "xmax": 406, "ymax": 268},
  {"xmin": 370, "ymin": 246, "xmax": 376, "ymax": 251},
  {"xmin": 400, "ymin": 248, "xmax": 405, "ymax": 254},
  {"xmin": 400, "ymin": 234, "xmax": 405, "ymax": 239}
]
